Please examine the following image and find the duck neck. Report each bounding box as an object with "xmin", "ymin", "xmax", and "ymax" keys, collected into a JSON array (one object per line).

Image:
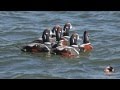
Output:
[
  {"xmin": 56, "ymin": 32, "xmax": 62, "ymax": 41},
  {"xmin": 83, "ymin": 31, "xmax": 89, "ymax": 44}
]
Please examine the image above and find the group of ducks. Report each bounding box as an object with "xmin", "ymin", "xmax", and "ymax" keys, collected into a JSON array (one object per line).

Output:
[
  {"xmin": 21, "ymin": 23, "xmax": 93, "ymax": 57},
  {"xmin": 21, "ymin": 22, "xmax": 114, "ymax": 75}
]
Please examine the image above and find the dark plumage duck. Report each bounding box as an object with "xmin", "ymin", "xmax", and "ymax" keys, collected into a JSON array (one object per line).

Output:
[
  {"xmin": 69, "ymin": 33, "xmax": 81, "ymax": 52},
  {"xmin": 21, "ymin": 29, "xmax": 51, "ymax": 53},
  {"xmin": 70, "ymin": 33, "xmax": 79, "ymax": 46},
  {"xmin": 104, "ymin": 66, "xmax": 114, "ymax": 75},
  {"xmin": 80, "ymin": 31, "xmax": 93, "ymax": 52},
  {"xmin": 32, "ymin": 29, "xmax": 51, "ymax": 43},
  {"xmin": 52, "ymin": 40, "xmax": 79, "ymax": 57},
  {"xmin": 51, "ymin": 26, "xmax": 69, "ymax": 48}
]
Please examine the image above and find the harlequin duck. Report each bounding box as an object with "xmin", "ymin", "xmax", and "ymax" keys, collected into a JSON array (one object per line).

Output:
[
  {"xmin": 104, "ymin": 65, "xmax": 114, "ymax": 75},
  {"xmin": 69, "ymin": 33, "xmax": 81, "ymax": 52},
  {"xmin": 51, "ymin": 39, "xmax": 79, "ymax": 57},
  {"xmin": 80, "ymin": 31, "xmax": 93, "ymax": 52},
  {"xmin": 21, "ymin": 29, "xmax": 51, "ymax": 53}
]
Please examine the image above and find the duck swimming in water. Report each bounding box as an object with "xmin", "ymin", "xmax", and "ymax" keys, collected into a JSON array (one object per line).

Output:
[
  {"xmin": 70, "ymin": 33, "xmax": 80, "ymax": 46},
  {"xmin": 32, "ymin": 29, "xmax": 51, "ymax": 44},
  {"xmin": 51, "ymin": 31, "xmax": 80, "ymax": 57},
  {"xmin": 51, "ymin": 26, "xmax": 69, "ymax": 48},
  {"xmin": 52, "ymin": 40, "xmax": 79, "ymax": 57},
  {"xmin": 21, "ymin": 29, "xmax": 51, "ymax": 53},
  {"xmin": 104, "ymin": 65, "xmax": 114, "ymax": 75},
  {"xmin": 69, "ymin": 33, "xmax": 81, "ymax": 52},
  {"xmin": 80, "ymin": 31, "xmax": 93, "ymax": 52}
]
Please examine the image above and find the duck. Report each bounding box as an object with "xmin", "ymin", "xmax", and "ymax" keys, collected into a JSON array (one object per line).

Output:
[
  {"xmin": 32, "ymin": 29, "xmax": 51, "ymax": 44},
  {"xmin": 69, "ymin": 33, "xmax": 81, "ymax": 52},
  {"xmin": 33, "ymin": 25, "xmax": 64, "ymax": 43},
  {"xmin": 21, "ymin": 29, "xmax": 51, "ymax": 53},
  {"xmin": 80, "ymin": 31, "xmax": 93, "ymax": 52},
  {"xmin": 51, "ymin": 32, "xmax": 81, "ymax": 56},
  {"xmin": 32, "ymin": 28, "xmax": 56, "ymax": 45},
  {"xmin": 63, "ymin": 23, "xmax": 72, "ymax": 39},
  {"xmin": 51, "ymin": 26, "xmax": 69, "ymax": 48},
  {"xmin": 51, "ymin": 23, "xmax": 72, "ymax": 39},
  {"xmin": 104, "ymin": 65, "xmax": 114, "ymax": 75},
  {"xmin": 70, "ymin": 33, "xmax": 80, "ymax": 46},
  {"xmin": 51, "ymin": 39, "xmax": 79, "ymax": 57}
]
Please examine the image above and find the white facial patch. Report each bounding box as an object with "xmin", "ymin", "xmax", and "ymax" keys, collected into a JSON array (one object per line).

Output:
[
  {"xmin": 72, "ymin": 39, "xmax": 74, "ymax": 43},
  {"xmin": 70, "ymin": 25, "xmax": 72, "ymax": 29},
  {"xmin": 66, "ymin": 26, "xmax": 69, "ymax": 29},
  {"xmin": 59, "ymin": 30, "xmax": 61, "ymax": 33},
  {"xmin": 46, "ymin": 32, "xmax": 48, "ymax": 35},
  {"xmin": 55, "ymin": 28, "xmax": 57, "ymax": 31}
]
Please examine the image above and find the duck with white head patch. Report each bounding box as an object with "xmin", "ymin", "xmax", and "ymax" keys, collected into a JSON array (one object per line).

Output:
[
  {"xmin": 63, "ymin": 23, "xmax": 72, "ymax": 39},
  {"xmin": 104, "ymin": 65, "xmax": 114, "ymax": 75},
  {"xmin": 21, "ymin": 29, "xmax": 51, "ymax": 53},
  {"xmin": 51, "ymin": 39, "xmax": 79, "ymax": 57},
  {"xmin": 69, "ymin": 33, "xmax": 81, "ymax": 52},
  {"xmin": 51, "ymin": 26, "xmax": 69, "ymax": 48}
]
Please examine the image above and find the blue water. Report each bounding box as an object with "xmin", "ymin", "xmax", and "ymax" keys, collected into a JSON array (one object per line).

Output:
[{"xmin": 0, "ymin": 11, "xmax": 120, "ymax": 79}]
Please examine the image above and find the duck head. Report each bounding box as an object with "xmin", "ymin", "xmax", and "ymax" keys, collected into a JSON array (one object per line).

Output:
[
  {"xmin": 55, "ymin": 26, "xmax": 63, "ymax": 41},
  {"xmin": 63, "ymin": 23, "xmax": 72, "ymax": 36},
  {"xmin": 51, "ymin": 25, "xmax": 60, "ymax": 37},
  {"xmin": 42, "ymin": 29, "xmax": 50, "ymax": 43},
  {"xmin": 70, "ymin": 33, "xmax": 78, "ymax": 46}
]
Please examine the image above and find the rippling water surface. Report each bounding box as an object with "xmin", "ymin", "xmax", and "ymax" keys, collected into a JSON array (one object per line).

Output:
[{"xmin": 0, "ymin": 11, "xmax": 120, "ymax": 79}]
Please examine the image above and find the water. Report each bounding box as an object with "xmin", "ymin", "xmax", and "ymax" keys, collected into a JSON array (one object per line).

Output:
[{"xmin": 0, "ymin": 11, "xmax": 120, "ymax": 79}]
